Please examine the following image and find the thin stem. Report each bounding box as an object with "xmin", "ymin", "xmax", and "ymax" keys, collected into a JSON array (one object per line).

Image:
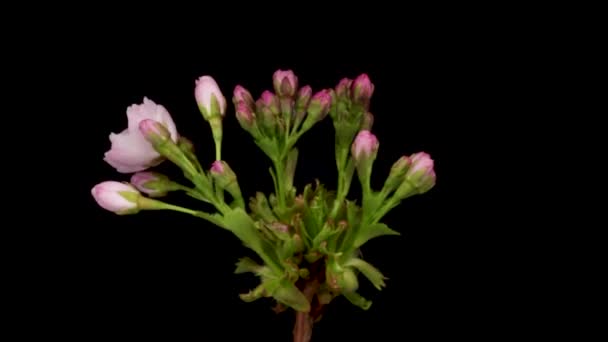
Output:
[
  {"xmin": 273, "ymin": 157, "xmax": 287, "ymax": 211},
  {"xmin": 329, "ymin": 146, "xmax": 349, "ymax": 219},
  {"xmin": 215, "ymin": 140, "xmax": 221, "ymax": 161},
  {"xmin": 159, "ymin": 203, "xmax": 224, "ymax": 227}
]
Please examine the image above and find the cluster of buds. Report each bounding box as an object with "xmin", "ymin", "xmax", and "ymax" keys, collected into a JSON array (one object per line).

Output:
[
  {"xmin": 91, "ymin": 69, "xmax": 438, "ymax": 333},
  {"xmin": 329, "ymin": 74, "xmax": 376, "ymax": 149},
  {"xmin": 232, "ymin": 70, "xmax": 331, "ymax": 146}
]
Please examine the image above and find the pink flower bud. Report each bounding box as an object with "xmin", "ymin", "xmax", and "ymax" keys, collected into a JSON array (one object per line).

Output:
[
  {"xmin": 305, "ymin": 89, "xmax": 332, "ymax": 124},
  {"xmin": 295, "ymin": 85, "xmax": 312, "ymax": 111},
  {"xmin": 210, "ymin": 160, "xmax": 225, "ymax": 174},
  {"xmin": 236, "ymin": 101, "xmax": 255, "ymax": 131},
  {"xmin": 103, "ymin": 98, "xmax": 178, "ymax": 174},
  {"xmin": 91, "ymin": 181, "xmax": 140, "ymax": 214},
  {"xmin": 233, "ymin": 85, "xmax": 254, "ymax": 108},
  {"xmin": 139, "ymin": 119, "xmax": 171, "ymax": 144},
  {"xmin": 194, "ymin": 76, "xmax": 226, "ymax": 119},
  {"xmin": 361, "ymin": 112, "xmax": 374, "ymax": 130},
  {"xmin": 352, "ymin": 73, "xmax": 375, "ymax": 107},
  {"xmin": 406, "ymin": 152, "xmax": 436, "ymax": 193},
  {"xmin": 259, "ymin": 91, "xmax": 280, "ymax": 119},
  {"xmin": 273, "ymin": 69, "xmax": 298, "ymax": 97},
  {"xmin": 351, "ymin": 130, "xmax": 379, "ymax": 162},
  {"xmin": 335, "ymin": 78, "xmax": 353, "ymax": 98},
  {"xmin": 130, "ymin": 172, "xmax": 169, "ymax": 197}
]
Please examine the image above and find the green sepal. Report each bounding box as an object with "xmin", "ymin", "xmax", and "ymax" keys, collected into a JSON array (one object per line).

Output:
[
  {"xmin": 353, "ymin": 223, "xmax": 400, "ymax": 249},
  {"xmin": 271, "ymin": 279, "xmax": 310, "ymax": 312},
  {"xmin": 344, "ymin": 257, "xmax": 387, "ymax": 290},
  {"xmin": 342, "ymin": 290, "xmax": 372, "ymax": 310}
]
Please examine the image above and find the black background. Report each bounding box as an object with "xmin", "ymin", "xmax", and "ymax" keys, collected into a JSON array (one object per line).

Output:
[{"xmin": 43, "ymin": 28, "xmax": 508, "ymax": 340}]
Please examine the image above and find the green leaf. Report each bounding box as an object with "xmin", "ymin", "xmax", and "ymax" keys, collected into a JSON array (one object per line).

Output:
[
  {"xmin": 353, "ymin": 223, "xmax": 400, "ymax": 249},
  {"xmin": 223, "ymin": 208, "xmax": 282, "ymax": 274},
  {"xmin": 271, "ymin": 280, "xmax": 310, "ymax": 312},
  {"xmin": 342, "ymin": 290, "xmax": 372, "ymax": 310},
  {"xmin": 239, "ymin": 284, "xmax": 266, "ymax": 302},
  {"xmin": 344, "ymin": 257, "xmax": 387, "ymax": 290},
  {"xmin": 234, "ymin": 257, "xmax": 262, "ymax": 274}
]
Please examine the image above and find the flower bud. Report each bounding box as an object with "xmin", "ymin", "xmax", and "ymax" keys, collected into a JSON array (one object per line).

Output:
[
  {"xmin": 351, "ymin": 130, "xmax": 379, "ymax": 164},
  {"xmin": 235, "ymin": 101, "xmax": 256, "ymax": 132},
  {"xmin": 292, "ymin": 85, "xmax": 312, "ymax": 130},
  {"xmin": 339, "ymin": 268, "xmax": 359, "ymax": 292},
  {"xmin": 194, "ymin": 75, "xmax": 226, "ymax": 120},
  {"xmin": 91, "ymin": 181, "xmax": 141, "ymax": 215},
  {"xmin": 232, "ymin": 85, "xmax": 254, "ymax": 109},
  {"xmin": 308, "ymin": 90, "xmax": 332, "ymax": 120},
  {"xmin": 210, "ymin": 160, "xmax": 235, "ymax": 187},
  {"xmin": 335, "ymin": 78, "xmax": 353, "ymax": 98},
  {"xmin": 256, "ymin": 98, "xmax": 277, "ymax": 137},
  {"xmin": 273, "ymin": 69, "xmax": 298, "ymax": 98},
  {"xmin": 382, "ymin": 156, "xmax": 412, "ymax": 195},
  {"xmin": 260, "ymin": 90, "xmax": 280, "ymax": 116},
  {"xmin": 405, "ymin": 152, "xmax": 436, "ymax": 194},
  {"xmin": 361, "ymin": 112, "xmax": 374, "ymax": 130},
  {"xmin": 177, "ymin": 136, "xmax": 195, "ymax": 154},
  {"xmin": 130, "ymin": 172, "xmax": 175, "ymax": 197},
  {"xmin": 139, "ymin": 119, "xmax": 172, "ymax": 146},
  {"xmin": 352, "ymin": 73, "xmax": 375, "ymax": 108},
  {"xmin": 210, "ymin": 160, "xmax": 245, "ymax": 206}
]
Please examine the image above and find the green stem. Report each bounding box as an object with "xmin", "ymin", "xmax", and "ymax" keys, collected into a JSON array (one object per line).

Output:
[
  {"xmin": 329, "ymin": 147, "xmax": 349, "ymax": 219},
  {"xmin": 273, "ymin": 157, "xmax": 287, "ymax": 211},
  {"xmin": 156, "ymin": 202, "xmax": 225, "ymax": 227},
  {"xmin": 215, "ymin": 140, "xmax": 222, "ymax": 161}
]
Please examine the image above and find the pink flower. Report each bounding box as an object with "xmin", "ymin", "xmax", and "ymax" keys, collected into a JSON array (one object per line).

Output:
[
  {"xmin": 351, "ymin": 130, "xmax": 379, "ymax": 162},
  {"xmin": 194, "ymin": 76, "xmax": 227, "ymax": 119},
  {"xmin": 91, "ymin": 181, "xmax": 140, "ymax": 214},
  {"xmin": 104, "ymin": 98, "xmax": 179, "ymax": 173},
  {"xmin": 273, "ymin": 69, "xmax": 298, "ymax": 97}
]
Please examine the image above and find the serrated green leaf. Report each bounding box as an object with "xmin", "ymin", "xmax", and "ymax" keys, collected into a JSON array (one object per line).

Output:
[
  {"xmin": 344, "ymin": 257, "xmax": 387, "ymax": 290},
  {"xmin": 234, "ymin": 257, "xmax": 262, "ymax": 274},
  {"xmin": 239, "ymin": 284, "xmax": 266, "ymax": 302},
  {"xmin": 353, "ymin": 223, "xmax": 400, "ymax": 249},
  {"xmin": 343, "ymin": 290, "xmax": 372, "ymax": 310},
  {"xmin": 223, "ymin": 208, "xmax": 282, "ymax": 274}
]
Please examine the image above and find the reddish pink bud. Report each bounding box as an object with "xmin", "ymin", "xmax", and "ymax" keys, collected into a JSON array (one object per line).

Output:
[
  {"xmin": 273, "ymin": 69, "xmax": 298, "ymax": 97},
  {"xmin": 233, "ymin": 85, "xmax": 254, "ymax": 108},
  {"xmin": 352, "ymin": 73, "xmax": 375, "ymax": 107},
  {"xmin": 335, "ymin": 78, "xmax": 353, "ymax": 98}
]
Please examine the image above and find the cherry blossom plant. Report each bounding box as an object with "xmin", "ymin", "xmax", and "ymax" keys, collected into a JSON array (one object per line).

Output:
[{"xmin": 92, "ymin": 70, "xmax": 436, "ymax": 342}]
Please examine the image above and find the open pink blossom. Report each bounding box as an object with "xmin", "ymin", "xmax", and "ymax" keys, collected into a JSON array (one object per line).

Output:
[{"xmin": 104, "ymin": 97, "xmax": 179, "ymax": 173}]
